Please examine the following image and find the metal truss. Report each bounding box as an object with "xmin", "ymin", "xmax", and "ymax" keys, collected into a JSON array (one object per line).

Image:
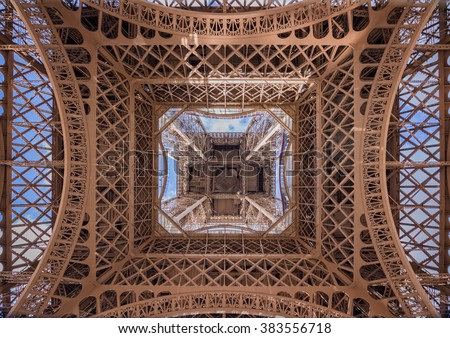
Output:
[
  {"xmin": 0, "ymin": 0, "xmax": 89, "ymax": 317},
  {"xmin": 0, "ymin": 29, "xmax": 61, "ymax": 274},
  {"xmin": 387, "ymin": 2, "xmax": 450, "ymax": 314},
  {"xmin": 143, "ymin": 237, "xmax": 309, "ymax": 255},
  {"xmin": 91, "ymin": 292, "xmax": 352, "ymax": 318},
  {"xmin": 145, "ymin": 1, "xmax": 309, "ymax": 14},
  {"xmin": 361, "ymin": 1, "xmax": 440, "ymax": 317},
  {"xmin": 0, "ymin": 0, "xmax": 448, "ymax": 318},
  {"xmin": 81, "ymin": 0, "xmax": 366, "ymax": 37}
]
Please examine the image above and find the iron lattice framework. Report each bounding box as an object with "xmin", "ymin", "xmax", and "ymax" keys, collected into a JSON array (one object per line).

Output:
[{"xmin": 0, "ymin": 0, "xmax": 449, "ymax": 318}]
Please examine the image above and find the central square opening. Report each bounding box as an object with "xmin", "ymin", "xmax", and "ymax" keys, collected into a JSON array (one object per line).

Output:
[{"xmin": 155, "ymin": 107, "xmax": 294, "ymax": 235}]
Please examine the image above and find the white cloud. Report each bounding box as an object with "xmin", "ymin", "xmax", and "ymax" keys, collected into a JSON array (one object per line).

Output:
[{"xmin": 200, "ymin": 117, "xmax": 251, "ymax": 132}]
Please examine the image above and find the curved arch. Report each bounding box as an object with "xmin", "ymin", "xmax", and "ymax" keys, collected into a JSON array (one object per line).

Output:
[
  {"xmin": 361, "ymin": 1, "xmax": 438, "ymax": 317},
  {"xmin": 4, "ymin": 0, "xmax": 443, "ymax": 319},
  {"xmin": 144, "ymin": 0, "xmax": 313, "ymax": 12},
  {"xmin": 81, "ymin": 0, "xmax": 367, "ymax": 37},
  {"xmin": 9, "ymin": 0, "xmax": 89, "ymax": 316},
  {"xmin": 93, "ymin": 291, "xmax": 351, "ymax": 318},
  {"xmin": 187, "ymin": 224, "xmax": 259, "ymax": 234}
]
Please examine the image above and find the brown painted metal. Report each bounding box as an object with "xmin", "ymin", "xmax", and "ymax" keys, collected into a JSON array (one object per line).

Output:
[{"xmin": 0, "ymin": 0, "xmax": 447, "ymax": 318}]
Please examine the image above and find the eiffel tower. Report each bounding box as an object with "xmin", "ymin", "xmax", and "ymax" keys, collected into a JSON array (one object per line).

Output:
[{"xmin": 0, "ymin": 0, "xmax": 449, "ymax": 318}]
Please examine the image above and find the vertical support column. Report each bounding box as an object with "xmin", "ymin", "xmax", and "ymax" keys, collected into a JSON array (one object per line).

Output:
[
  {"xmin": 292, "ymin": 103, "xmax": 299, "ymax": 240},
  {"xmin": 438, "ymin": 0, "xmax": 450, "ymax": 316},
  {"xmin": 297, "ymin": 91, "xmax": 317, "ymax": 247},
  {"xmin": 386, "ymin": 96, "xmax": 400, "ymax": 229},
  {"xmin": 51, "ymin": 83, "xmax": 64, "ymax": 236},
  {"xmin": 315, "ymin": 86, "xmax": 323, "ymax": 248},
  {"xmin": 152, "ymin": 102, "xmax": 159, "ymax": 239},
  {"xmin": 0, "ymin": 50, "xmax": 13, "ymax": 272},
  {"xmin": 82, "ymin": 47, "xmax": 98, "ymax": 291},
  {"xmin": 129, "ymin": 84, "xmax": 136, "ymax": 252},
  {"xmin": 0, "ymin": 5, "xmax": 14, "ymax": 312},
  {"xmin": 353, "ymin": 42, "xmax": 368, "ymax": 288},
  {"xmin": 1, "ymin": 40, "xmax": 12, "ymax": 270}
]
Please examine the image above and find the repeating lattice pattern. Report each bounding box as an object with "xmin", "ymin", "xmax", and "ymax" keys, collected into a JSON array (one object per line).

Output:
[
  {"xmin": 75, "ymin": 287, "xmax": 373, "ymax": 317},
  {"xmin": 133, "ymin": 92, "xmax": 153, "ymax": 248},
  {"xmin": 0, "ymin": 8, "xmax": 63, "ymax": 315},
  {"xmin": 91, "ymin": 292, "xmax": 351, "ymax": 318},
  {"xmin": 361, "ymin": 2, "xmax": 438, "ymax": 317},
  {"xmin": 6, "ymin": 0, "xmax": 89, "ymax": 316},
  {"xmin": 9, "ymin": 54, "xmax": 60, "ymax": 271},
  {"xmin": 101, "ymin": 44, "xmax": 351, "ymax": 104},
  {"xmin": 105, "ymin": 44, "xmax": 347, "ymax": 79},
  {"xmin": 147, "ymin": 0, "xmax": 305, "ymax": 12},
  {"xmin": 319, "ymin": 56, "xmax": 355, "ymax": 281},
  {"xmin": 387, "ymin": 5, "xmax": 450, "ymax": 314},
  {"xmin": 0, "ymin": 33, "xmax": 63, "ymax": 276},
  {"xmin": 95, "ymin": 51, "xmax": 131, "ymax": 277},
  {"xmin": 1, "ymin": 0, "xmax": 446, "ymax": 319},
  {"xmin": 398, "ymin": 51, "xmax": 440, "ymax": 274},
  {"xmin": 144, "ymin": 237, "xmax": 308, "ymax": 255},
  {"xmin": 105, "ymin": 256, "xmax": 348, "ymax": 287},
  {"xmin": 297, "ymin": 91, "xmax": 317, "ymax": 247},
  {"xmin": 78, "ymin": 0, "xmax": 364, "ymax": 37},
  {"xmin": 144, "ymin": 82, "xmax": 306, "ymax": 104}
]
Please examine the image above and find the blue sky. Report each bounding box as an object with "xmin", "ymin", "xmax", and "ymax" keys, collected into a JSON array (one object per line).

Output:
[
  {"xmin": 5, "ymin": 53, "xmax": 54, "ymax": 270},
  {"xmin": 200, "ymin": 116, "xmax": 252, "ymax": 132},
  {"xmin": 162, "ymin": 157, "xmax": 177, "ymax": 200}
]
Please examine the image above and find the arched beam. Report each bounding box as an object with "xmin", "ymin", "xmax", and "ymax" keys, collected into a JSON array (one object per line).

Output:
[
  {"xmin": 361, "ymin": 0, "xmax": 439, "ymax": 317},
  {"xmin": 8, "ymin": 0, "xmax": 89, "ymax": 317},
  {"xmin": 93, "ymin": 291, "xmax": 351, "ymax": 318},
  {"xmin": 81, "ymin": 0, "xmax": 367, "ymax": 38}
]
